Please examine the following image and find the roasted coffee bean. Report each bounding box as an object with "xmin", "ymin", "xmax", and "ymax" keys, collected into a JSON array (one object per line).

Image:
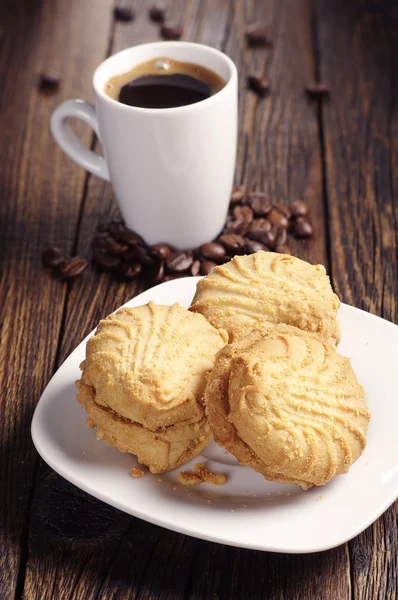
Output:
[
  {"xmin": 151, "ymin": 260, "xmax": 165, "ymax": 284},
  {"xmin": 275, "ymin": 204, "xmax": 291, "ymax": 220},
  {"xmin": 224, "ymin": 219, "xmax": 248, "ymax": 234},
  {"xmin": 38, "ymin": 73, "xmax": 60, "ymax": 93},
  {"xmin": 289, "ymin": 200, "xmax": 309, "ymax": 218},
  {"xmin": 246, "ymin": 22, "xmax": 272, "ymax": 46},
  {"xmin": 190, "ymin": 260, "xmax": 201, "ymax": 276},
  {"xmin": 294, "ymin": 217, "xmax": 313, "ymax": 238},
  {"xmin": 59, "ymin": 256, "xmax": 88, "ymax": 279},
  {"xmin": 42, "ymin": 246, "xmax": 64, "ymax": 268},
  {"xmin": 305, "ymin": 83, "xmax": 330, "ymax": 97},
  {"xmin": 247, "ymin": 74, "xmax": 270, "ymax": 97},
  {"xmin": 247, "ymin": 193, "xmax": 272, "ymax": 216},
  {"xmin": 261, "ymin": 229, "xmax": 276, "ymax": 249},
  {"xmin": 233, "ymin": 205, "xmax": 253, "ymax": 222},
  {"xmin": 93, "ymin": 249, "xmax": 121, "ymax": 270},
  {"xmin": 275, "ymin": 244, "xmax": 292, "ymax": 255},
  {"xmin": 200, "ymin": 260, "xmax": 217, "ymax": 275},
  {"xmin": 166, "ymin": 251, "xmax": 193, "ymax": 272},
  {"xmin": 161, "ymin": 22, "xmax": 182, "ymax": 40},
  {"xmin": 248, "ymin": 225, "xmax": 275, "ymax": 247},
  {"xmin": 115, "ymin": 228, "xmax": 145, "ymax": 246},
  {"xmin": 247, "ymin": 218, "xmax": 272, "ymax": 234},
  {"xmin": 113, "ymin": 6, "xmax": 135, "ymax": 22},
  {"xmin": 230, "ymin": 184, "xmax": 247, "ymax": 204},
  {"xmin": 120, "ymin": 261, "xmax": 141, "ymax": 279},
  {"xmin": 267, "ymin": 208, "xmax": 289, "ymax": 228},
  {"xmin": 130, "ymin": 244, "xmax": 154, "ymax": 265},
  {"xmin": 105, "ymin": 237, "xmax": 129, "ymax": 256},
  {"xmin": 274, "ymin": 225, "xmax": 287, "ymax": 247},
  {"xmin": 245, "ymin": 239, "xmax": 266, "ymax": 254},
  {"xmin": 199, "ymin": 242, "xmax": 226, "ymax": 262},
  {"xmin": 149, "ymin": 243, "xmax": 172, "ymax": 261},
  {"xmin": 219, "ymin": 234, "xmax": 246, "ymax": 253},
  {"xmin": 149, "ymin": 3, "xmax": 166, "ymax": 22}
]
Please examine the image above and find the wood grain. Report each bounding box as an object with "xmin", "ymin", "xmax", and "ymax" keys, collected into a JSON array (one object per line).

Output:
[
  {"xmin": 316, "ymin": 1, "xmax": 398, "ymax": 598},
  {"xmin": 22, "ymin": 1, "xmax": 348, "ymax": 599},
  {"xmin": 0, "ymin": 0, "xmax": 395, "ymax": 598},
  {"xmin": 0, "ymin": 0, "xmax": 114, "ymax": 598}
]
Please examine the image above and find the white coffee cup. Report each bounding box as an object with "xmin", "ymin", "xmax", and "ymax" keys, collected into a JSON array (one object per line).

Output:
[{"xmin": 51, "ymin": 42, "xmax": 238, "ymax": 249}]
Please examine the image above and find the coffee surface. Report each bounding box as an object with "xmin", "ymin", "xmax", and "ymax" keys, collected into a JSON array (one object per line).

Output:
[{"xmin": 105, "ymin": 57, "xmax": 226, "ymax": 109}]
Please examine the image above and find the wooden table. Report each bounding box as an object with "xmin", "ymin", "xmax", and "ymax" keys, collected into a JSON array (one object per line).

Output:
[{"xmin": 1, "ymin": 0, "xmax": 397, "ymax": 598}]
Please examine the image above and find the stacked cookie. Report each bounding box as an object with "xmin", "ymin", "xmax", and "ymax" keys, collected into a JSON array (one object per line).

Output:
[{"xmin": 76, "ymin": 251, "xmax": 370, "ymax": 488}]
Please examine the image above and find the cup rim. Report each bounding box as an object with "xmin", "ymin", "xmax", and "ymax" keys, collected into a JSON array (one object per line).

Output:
[{"xmin": 93, "ymin": 41, "xmax": 237, "ymax": 114}]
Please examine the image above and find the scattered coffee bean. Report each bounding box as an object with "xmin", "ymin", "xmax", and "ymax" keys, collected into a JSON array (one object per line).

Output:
[
  {"xmin": 247, "ymin": 74, "xmax": 270, "ymax": 97},
  {"xmin": 247, "ymin": 193, "xmax": 272, "ymax": 216},
  {"xmin": 245, "ymin": 239, "xmax": 266, "ymax": 254},
  {"xmin": 233, "ymin": 205, "xmax": 253, "ymax": 223},
  {"xmin": 200, "ymin": 260, "xmax": 217, "ymax": 275},
  {"xmin": 267, "ymin": 208, "xmax": 289, "ymax": 228},
  {"xmin": 294, "ymin": 217, "xmax": 313, "ymax": 238},
  {"xmin": 59, "ymin": 256, "xmax": 88, "ymax": 280},
  {"xmin": 148, "ymin": 243, "xmax": 171, "ymax": 261},
  {"xmin": 246, "ymin": 22, "xmax": 272, "ymax": 46},
  {"xmin": 93, "ymin": 249, "xmax": 121, "ymax": 270},
  {"xmin": 120, "ymin": 261, "xmax": 141, "ymax": 279},
  {"xmin": 261, "ymin": 229, "xmax": 276, "ymax": 249},
  {"xmin": 289, "ymin": 200, "xmax": 309, "ymax": 218},
  {"xmin": 146, "ymin": 260, "xmax": 165, "ymax": 285},
  {"xmin": 166, "ymin": 251, "xmax": 193, "ymax": 272},
  {"xmin": 115, "ymin": 228, "xmax": 145, "ymax": 246},
  {"xmin": 199, "ymin": 242, "xmax": 226, "ymax": 262},
  {"xmin": 105, "ymin": 237, "xmax": 129, "ymax": 256},
  {"xmin": 42, "ymin": 246, "xmax": 64, "ymax": 268},
  {"xmin": 190, "ymin": 260, "xmax": 201, "ymax": 276},
  {"xmin": 274, "ymin": 225, "xmax": 287, "ymax": 247},
  {"xmin": 275, "ymin": 204, "xmax": 291, "ymax": 219},
  {"xmin": 38, "ymin": 73, "xmax": 60, "ymax": 93},
  {"xmin": 161, "ymin": 22, "xmax": 182, "ymax": 40},
  {"xmin": 305, "ymin": 83, "xmax": 330, "ymax": 98},
  {"xmin": 230, "ymin": 184, "xmax": 247, "ymax": 204},
  {"xmin": 275, "ymin": 245, "xmax": 292, "ymax": 255},
  {"xmin": 113, "ymin": 6, "xmax": 135, "ymax": 22},
  {"xmin": 149, "ymin": 4, "xmax": 166, "ymax": 22},
  {"xmin": 247, "ymin": 218, "xmax": 272, "ymax": 235},
  {"xmin": 130, "ymin": 244, "xmax": 155, "ymax": 265},
  {"xmin": 219, "ymin": 234, "xmax": 246, "ymax": 253},
  {"xmin": 224, "ymin": 219, "xmax": 248, "ymax": 234}
]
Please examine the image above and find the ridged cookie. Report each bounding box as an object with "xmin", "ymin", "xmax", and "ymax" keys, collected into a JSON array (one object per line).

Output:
[
  {"xmin": 190, "ymin": 251, "xmax": 341, "ymax": 344},
  {"xmin": 76, "ymin": 302, "xmax": 227, "ymax": 473},
  {"xmin": 205, "ymin": 325, "xmax": 370, "ymax": 489}
]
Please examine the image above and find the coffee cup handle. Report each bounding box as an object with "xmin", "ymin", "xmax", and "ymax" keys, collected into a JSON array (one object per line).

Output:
[{"xmin": 50, "ymin": 99, "xmax": 110, "ymax": 181}]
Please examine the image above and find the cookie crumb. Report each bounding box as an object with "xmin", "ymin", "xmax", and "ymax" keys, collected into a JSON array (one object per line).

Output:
[
  {"xmin": 131, "ymin": 467, "xmax": 145, "ymax": 478},
  {"xmin": 177, "ymin": 471, "xmax": 203, "ymax": 486},
  {"xmin": 193, "ymin": 463, "xmax": 227, "ymax": 485},
  {"xmin": 316, "ymin": 495, "xmax": 323, "ymax": 501}
]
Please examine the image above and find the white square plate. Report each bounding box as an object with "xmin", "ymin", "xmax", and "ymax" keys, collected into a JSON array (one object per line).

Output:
[{"xmin": 31, "ymin": 277, "xmax": 398, "ymax": 553}]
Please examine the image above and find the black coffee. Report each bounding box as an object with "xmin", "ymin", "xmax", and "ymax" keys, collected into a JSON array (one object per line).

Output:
[{"xmin": 105, "ymin": 57, "xmax": 226, "ymax": 109}]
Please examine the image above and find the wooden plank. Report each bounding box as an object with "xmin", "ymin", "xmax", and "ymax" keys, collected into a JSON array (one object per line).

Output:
[
  {"xmin": 315, "ymin": 1, "xmax": 398, "ymax": 599},
  {"xmin": 0, "ymin": 0, "xmax": 114, "ymax": 598},
  {"xmin": 22, "ymin": 0, "xmax": 352, "ymax": 598}
]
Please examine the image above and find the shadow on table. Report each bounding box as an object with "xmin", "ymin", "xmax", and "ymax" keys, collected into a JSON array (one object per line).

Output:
[{"xmin": 9, "ymin": 463, "xmax": 348, "ymax": 599}]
